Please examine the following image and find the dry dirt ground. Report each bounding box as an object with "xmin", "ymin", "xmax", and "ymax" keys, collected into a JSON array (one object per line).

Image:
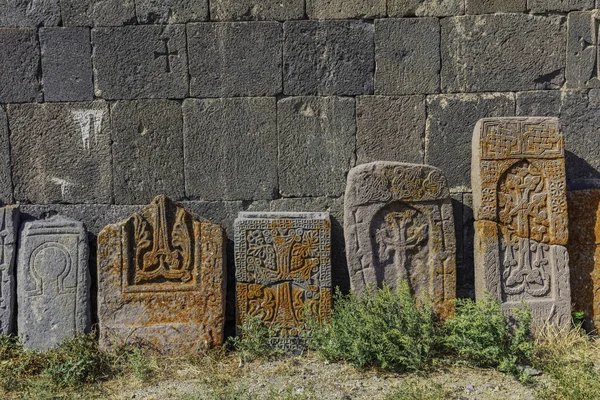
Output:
[{"xmin": 89, "ymin": 353, "xmax": 537, "ymax": 400}]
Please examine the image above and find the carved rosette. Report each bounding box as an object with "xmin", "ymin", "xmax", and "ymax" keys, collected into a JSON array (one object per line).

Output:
[
  {"xmin": 472, "ymin": 117, "xmax": 570, "ymax": 329},
  {"xmin": 344, "ymin": 162, "xmax": 456, "ymax": 319},
  {"xmin": 234, "ymin": 213, "xmax": 331, "ymax": 349},
  {"xmin": 98, "ymin": 195, "xmax": 226, "ymax": 354}
]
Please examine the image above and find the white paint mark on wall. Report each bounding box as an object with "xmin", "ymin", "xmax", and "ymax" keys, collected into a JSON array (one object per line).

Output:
[
  {"xmin": 71, "ymin": 110, "xmax": 104, "ymax": 152},
  {"xmin": 50, "ymin": 178, "xmax": 74, "ymax": 199}
]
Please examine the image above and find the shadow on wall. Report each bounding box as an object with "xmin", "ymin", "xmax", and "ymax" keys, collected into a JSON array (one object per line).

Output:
[{"xmin": 566, "ymin": 151, "xmax": 600, "ymax": 190}]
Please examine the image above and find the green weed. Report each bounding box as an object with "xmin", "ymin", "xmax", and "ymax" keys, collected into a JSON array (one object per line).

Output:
[
  {"xmin": 229, "ymin": 315, "xmax": 283, "ymax": 363},
  {"xmin": 385, "ymin": 378, "xmax": 457, "ymax": 400},
  {"xmin": 310, "ymin": 282, "xmax": 436, "ymax": 372}
]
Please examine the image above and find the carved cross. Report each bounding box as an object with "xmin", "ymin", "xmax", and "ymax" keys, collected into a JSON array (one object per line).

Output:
[
  {"xmin": 154, "ymin": 38, "xmax": 179, "ymax": 73},
  {"xmin": 377, "ymin": 209, "xmax": 427, "ymax": 280},
  {"xmin": 579, "ymin": 17, "xmax": 600, "ymax": 84}
]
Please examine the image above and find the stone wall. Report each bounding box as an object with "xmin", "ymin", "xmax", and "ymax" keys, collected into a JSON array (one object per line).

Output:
[{"xmin": 1, "ymin": 1, "xmax": 600, "ymax": 311}]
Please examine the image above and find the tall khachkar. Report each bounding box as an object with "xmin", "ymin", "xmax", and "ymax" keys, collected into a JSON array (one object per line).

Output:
[
  {"xmin": 98, "ymin": 195, "xmax": 226, "ymax": 354},
  {"xmin": 0, "ymin": 206, "xmax": 18, "ymax": 334},
  {"xmin": 235, "ymin": 212, "xmax": 331, "ymax": 351},
  {"xmin": 472, "ymin": 117, "xmax": 571, "ymax": 327},
  {"xmin": 344, "ymin": 162, "xmax": 456, "ymax": 318}
]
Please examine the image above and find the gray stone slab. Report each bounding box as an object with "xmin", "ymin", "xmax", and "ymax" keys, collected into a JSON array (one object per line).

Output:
[
  {"xmin": 375, "ymin": 18, "xmax": 439, "ymax": 96},
  {"xmin": 19, "ymin": 204, "xmax": 141, "ymax": 235},
  {"xmin": 441, "ymin": 15, "xmax": 566, "ymax": 93},
  {"xmin": 0, "ymin": 0, "xmax": 60, "ymax": 27},
  {"xmin": 92, "ymin": 25, "xmax": 188, "ymax": 99},
  {"xmin": 344, "ymin": 162, "xmax": 456, "ymax": 317},
  {"xmin": 529, "ymin": 0, "xmax": 593, "ymax": 12},
  {"xmin": 0, "ymin": 28, "xmax": 40, "ymax": 103},
  {"xmin": 210, "ymin": 0, "xmax": 304, "ymax": 21},
  {"xmin": 516, "ymin": 91, "xmax": 562, "ymax": 117},
  {"xmin": 187, "ymin": 22, "xmax": 282, "ymax": 97},
  {"xmin": 278, "ymin": 97, "xmax": 355, "ymax": 197},
  {"xmin": 234, "ymin": 212, "xmax": 331, "ymax": 350},
  {"xmin": 0, "ymin": 206, "xmax": 18, "ymax": 334},
  {"xmin": 17, "ymin": 216, "xmax": 90, "ymax": 351},
  {"xmin": 40, "ymin": 28, "xmax": 94, "ymax": 102},
  {"xmin": 465, "ymin": 0, "xmax": 525, "ymax": 13},
  {"xmin": 472, "ymin": 117, "xmax": 570, "ymax": 328},
  {"xmin": 356, "ymin": 95, "xmax": 425, "ymax": 165},
  {"xmin": 0, "ymin": 108, "xmax": 12, "ymax": 205},
  {"xmin": 283, "ymin": 20, "xmax": 374, "ymax": 96},
  {"xmin": 110, "ymin": 100, "xmax": 185, "ymax": 205},
  {"xmin": 8, "ymin": 101, "xmax": 112, "ymax": 204},
  {"xmin": 426, "ymin": 93, "xmax": 515, "ymax": 190},
  {"xmin": 306, "ymin": 0, "xmax": 385, "ymax": 19},
  {"xmin": 183, "ymin": 98, "xmax": 278, "ymax": 201},
  {"xmin": 60, "ymin": 0, "xmax": 136, "ymax": 26},
  {"xmin": 566, "ymin": 11, "xmax": 600, "ymax": 89},
  {"xmin": 561, "ymin": 89, "xmax": 600, "ymax": 184},
  {"xmin": 136, "ymin": 0, "xmax": 208, "ymax": 23},
  {"xmin": 388, "ymin": 0, "xmax": 463, "ymax": 17}
]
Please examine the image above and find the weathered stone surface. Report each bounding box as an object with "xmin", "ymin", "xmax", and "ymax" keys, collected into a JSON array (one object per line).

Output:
[
  {"xmin": 375, "ymin": 18, "xmax": 439, "ymax": 96},
  {"xmin": 0, "ymin": 28, "xmax": 40, "ymax": 103},
  {"xmin": 568, "ymin": 189, "xmax": 600, "ymax": 331},
  {"xmin": 516, "ymin": 91, "xmax": 562, "ymax": 117},
  {"xmin": 235, "ymin": 212, "xmax": 331, "ymax": 350},
  {"xmin": 356, "ymin": 96, "xmax": 425, "ymax": 165},
  {"xmin": 183, "ymin": 98, "xmax": 277, "ymax": 201},
  {"xmin": 17, "ymin": 216, "xmax": 90, "ymax": 351},
  {"xmin": 0, "ymin": 0, "xmax": 60, "ymax": 27},
  {"xmin": 472, "ymin": 117, "xmax": 571, "ymax": 328},
  {"xmin": 426, "ymin": 93, "xmax": 516, "ymax": 189},
  {"xmin": 60, "ymin": 0, "xmax": 136, "ymax": 26},
  {"xmin": 278, "ymin": 97, "xmax": 355, "ymax": 197},
  {"xmin": 0, "ymin": 109, "xmax": 12, "ymax": 205},
  {"xmin": 441, "ymin": 15, "xmax": 566, "ymax": 93},
  {"xmin": 92, "ymin": 25, "xmax": 188, "ymax": 99},
  {"xmin": 465, "ymin": 0, "xmax": 525, "ymax": 14},
  {"xmin": 111, "ymin": 100, "xmax": 185, "ymax": 204},
  {"xmin": 388, "ymin": 0, "xmax": 463, "ymax": 16},
  {"xmin": 306, "ymin": 0, "xmax": 385, "ymax": 19},
  {"xmin": 136, "ymin": 0, "xmax": 208, "ymax": 23},
  {"xmin": 344, "ymin": 162, "xmax": 456, "ymax": 318},
  {"xmin": 529, "ymin": 0, "xmax": 593, "ymax": 13},
  {"xmin": 40, "ymin": 28, "xmax": 94, "ymax": 102},
  {"xmin": 98, "ymin": 195, "xmax": 226, "ymax": 354},
  {"xmin": 187, "ymin": 22, "xmax": 282, "ymax": 97},
  {"xmin": 566, "ymin": 11, "xmax": 600, "ymax": 89},
  {"xmin": 561, "ymin": 89, "xmax": 600, "ymax": 185},
  {"xmin": 8, "ymin": 101, "xmax": 112, "ymax": 204},
  {"xmin": 283, "ymin": 21, "xmax": 374, "ymax": 96},
  {"xmin": 210, "ymin": 0, "xmax": 304, "ymax": 21},
  {"xmin": 0, "ymin": 206, "xmax": 18, "ymax": 334}
]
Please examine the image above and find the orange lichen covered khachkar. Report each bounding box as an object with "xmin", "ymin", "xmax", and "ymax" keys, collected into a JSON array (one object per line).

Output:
[
  {"xmin": 234, "ymin": 212, "xmax": 332, "ymax": 351},
  {"xmin": 568, "ymin": 189, "xmax": 600, "ymax": 331},
  {"xmin": 472, "ymin": 117, "xmax": 571, "ymax": 328},
  {"xmin": 97, "ymin": 195, "xmax": 226, "ymax": 354}
]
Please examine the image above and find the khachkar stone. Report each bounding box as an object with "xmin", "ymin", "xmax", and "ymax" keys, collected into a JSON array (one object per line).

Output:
[
  {"xmin": 17, "ymin": 216, "xmax": 90, "ymax": 351},
  {"xmin": 567, "ymin": 189, "xmax": 600, "ymax": 331},
  {"xmin": 98, "ymin": 195, "xmax": 226, "ymax": 354},
  {"xmin": 0, "ymin": 206, "xmax": 18, "ymax": 334},
  {"xmin": 235, "ymin": 212, "xmax": 332, "ymax": 351},
  {"xmin": 472, "ymin": 117, "xmax": 571, "ymax": 328},
  {"xmin": 344, "ymin": 162, "xmax": 456, "ymax": 318}
]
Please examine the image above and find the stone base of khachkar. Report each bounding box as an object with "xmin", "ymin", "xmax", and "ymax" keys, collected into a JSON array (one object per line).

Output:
[
  {"xmin": 17, "ymin": 215, "xmax": 91, "ymax": 351},
  {"xmin": 472, "ymin": 117, "xmax": 571, "ymax": 328},
  {"xmin": 98, "ymin": 195, "xmax": 226, "ymax": 354},
  {"xmin": 234, "ymin": 212, "xmax": 332, "ymax": 351},
  {"xmin": 344, "ymin": 162, "xmax": 456, "ymax": 318},
  {"xmin": 568, "ymin": 189, "xmax": 600, "ymax": 331},
  {"xmin": 0, "ymin": 205, "xmax": 18, "ymax": 335}
]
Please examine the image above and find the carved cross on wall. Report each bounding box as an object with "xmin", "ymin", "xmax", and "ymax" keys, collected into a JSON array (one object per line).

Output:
[{"xmin": 154, "ymin": 38, "xmax": 178, "ymax": 73}]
